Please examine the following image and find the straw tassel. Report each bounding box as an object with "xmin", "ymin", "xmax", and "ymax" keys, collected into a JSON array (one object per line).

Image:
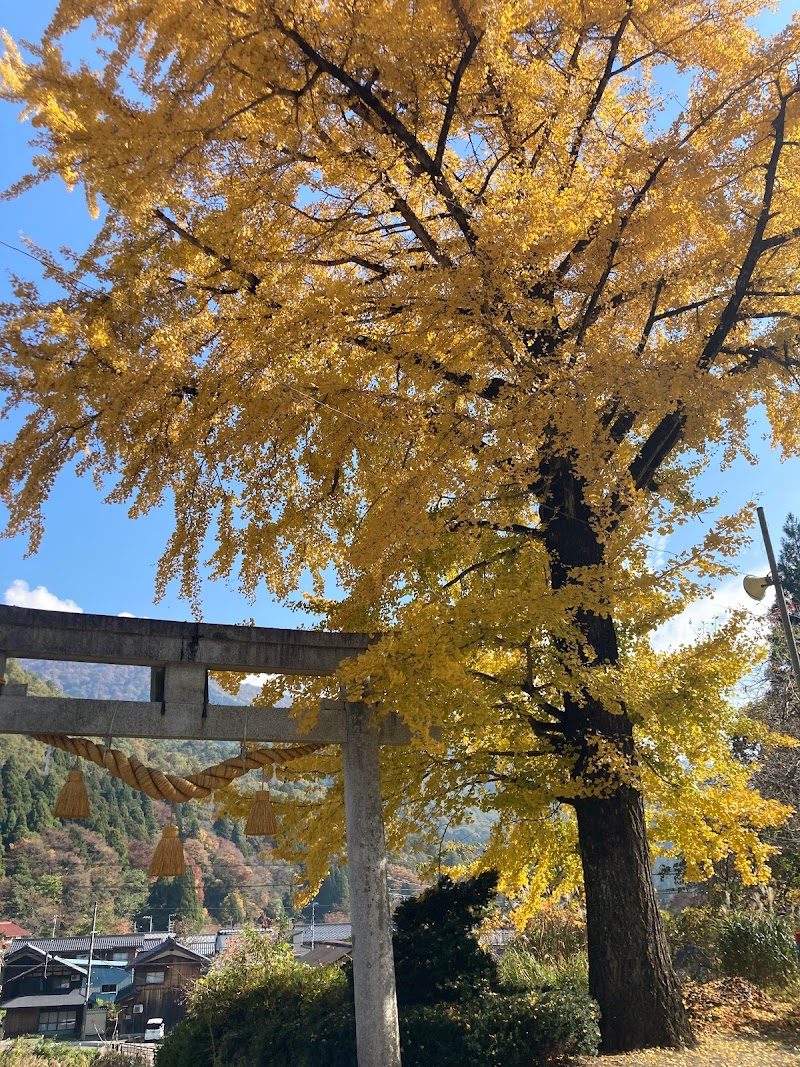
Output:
[
  {"xmin": 148, "ymin": 825, "xmax": 186, "ymax": 878},
  {"xmin": 245, "ymin": 789, "xmax": 278, "ymax": 836},
  {"xmin": 53, "ymin": 769, "xmax": 90, "ymax": 819}
]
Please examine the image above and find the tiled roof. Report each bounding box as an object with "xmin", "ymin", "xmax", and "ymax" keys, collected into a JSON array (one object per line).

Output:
[
  {"xmin": 126, "ymin": 937, "xmax": 210, "ymax": 971},
  {"xmin": 0, "ymin": 991, "xmax": 86, "ymax": 1010},
  {"xmin": 295, "ymin": 923, "xmax": 352, "ymax": 944},
  {"xmin": 298, "ymin": 944, "xmax": 352, "ymax": 967},
  {"xmin": 0, "ymin": 922, "xmax": 32, "ymax": 937},
  {"xmin": 10, "ymin": 935, "xmax": 152, "ymax": 954},
  {"xmin": 9, "ymin": 930, "xmax": 232, "ymax": 961},
  {"xmin": 5, "ymin": 944, "xmax": 87, "ymax": 973}
]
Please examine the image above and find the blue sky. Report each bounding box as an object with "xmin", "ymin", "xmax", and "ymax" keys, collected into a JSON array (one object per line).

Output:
[{"xmin": 0, "ymin": 1, "xmax": 799, "ymax": 647}]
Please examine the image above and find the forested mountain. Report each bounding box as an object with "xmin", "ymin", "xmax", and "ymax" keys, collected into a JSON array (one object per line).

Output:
[
  {"xmin": 17, "ymin": 658, "xmax": 262, "ymax": 705},
  {"xmin": 0, "ymin": 659, "xmax": 464, "ymax": 935},
  {"xmin": 0, "ymin": 660, "xmax": 302, "ymax": 935}
]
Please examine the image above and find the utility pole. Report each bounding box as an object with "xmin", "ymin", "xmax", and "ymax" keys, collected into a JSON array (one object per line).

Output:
[
  {"xmin": 745, "ymin": 507, "xmax": 800, "ymax": 690},
  {"xmin": 80, "ymin": 902, "xmax": 98, "ymax": 1042}
]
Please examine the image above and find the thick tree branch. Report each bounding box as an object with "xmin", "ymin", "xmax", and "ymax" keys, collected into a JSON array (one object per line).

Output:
[
  {"xmin": 568, "ymin": 2, "xmax": 633, "ymax": 167},
  {"xmin": 698, "ymin": 80, "xmax": 800, "ymax": 371},
  {"xmin": 154, "ymin": 209, "xmax": 261, "ymax": 293},
  {"xmin": 378, "ymin": 177, "xmax": 453, "ymax": 266},
  {"xmin": 435, "ymin": 9, "xmax": 482, "ymax": 173},
  {"xmin": 627, "ymin": 81, "xmax": 800, "ymax": 488},
  {"xmin": 629, "ymin": 406, "xmax": 686, "ymax": 492},
  {"xmin": 272, "ymin": 12, "xmax": 478, "ymax": 250},
  {"xmin": 600, "ymin": 277, "xmax": 666, "ymax": 449}
]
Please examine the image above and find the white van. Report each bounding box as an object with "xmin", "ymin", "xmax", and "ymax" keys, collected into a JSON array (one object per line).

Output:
[{"xmin": 144, "ymin": 1018, "xmax": 165, "ymax": 1041}]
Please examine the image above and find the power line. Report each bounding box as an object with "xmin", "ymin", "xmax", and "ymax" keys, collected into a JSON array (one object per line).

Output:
[{"xmin": 0, "ymin": 238, "xmax": 145, "ymax": 319}]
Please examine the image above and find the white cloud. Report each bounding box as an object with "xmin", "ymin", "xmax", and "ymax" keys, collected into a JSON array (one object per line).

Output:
[
  {"xmin": 650, "ymin": 575, "xmax": 772, "ymax": 654},
  {"xmin": 243, "ymin": 673, "xmax": 275, "ymax": 687},
  {"xmin": 117, "ymin": 612, "xmax": 135, "ymax": 618},
  {"xmin": 645, "ymin": 531, "xmax": 670, "ymax": 572},
  {"xmin": 4, "ymin": 580, "xmax": 83, "ymax": 613}
]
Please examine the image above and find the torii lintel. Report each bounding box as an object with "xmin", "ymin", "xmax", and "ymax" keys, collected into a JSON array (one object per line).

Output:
[{"xmin": 0, "ymin": 604, "xmax": 409, "ymax": 745}]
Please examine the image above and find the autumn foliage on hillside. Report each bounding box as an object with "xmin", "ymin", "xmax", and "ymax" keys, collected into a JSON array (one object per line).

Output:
[{"xmin": 0, "ymin": 663, "xmax": 302, "ymax": 935}]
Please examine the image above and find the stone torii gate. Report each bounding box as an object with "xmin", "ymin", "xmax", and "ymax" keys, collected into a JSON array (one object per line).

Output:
[{"xmin": 0, "ymin": 604, "xmax": 406, "ymax": 1067}]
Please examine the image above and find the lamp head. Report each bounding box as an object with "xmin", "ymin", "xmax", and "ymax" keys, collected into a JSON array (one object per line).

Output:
[{"xmin": 743, "ymin": 574, "xmax": 774, "ymax": 602}]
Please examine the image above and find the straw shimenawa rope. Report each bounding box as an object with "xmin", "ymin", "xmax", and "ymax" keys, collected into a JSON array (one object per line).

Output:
[{"xmin": 32, "ymin": 733, "xmax": 325, "ymax": 804}]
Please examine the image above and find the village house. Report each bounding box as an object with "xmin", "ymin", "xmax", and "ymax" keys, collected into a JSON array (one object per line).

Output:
[
  {"xmin": 115, "ymin": 938, "xmax": 210, "ymax": 1034},
  {"xmin": 0, "ymin": 931, "xmax": 216, "ymax": 1039},
  {"xmin": 0, "ymin": 944, "xmax": 89, "ymax": 1039}
]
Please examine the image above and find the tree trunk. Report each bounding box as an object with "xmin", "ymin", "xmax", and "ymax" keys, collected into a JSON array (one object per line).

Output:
[
  {"xmin": 540, "ymin": 458, "xmax": 694, "ymax": 1051},
  {"xmin": 574, "ymin": 788, "xmax": 694, "ymax": 1051}
]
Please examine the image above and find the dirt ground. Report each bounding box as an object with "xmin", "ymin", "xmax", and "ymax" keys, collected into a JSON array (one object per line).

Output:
[{"xmin": 578, "ymin": 978, "xmax": 800, "ymax": 1066}]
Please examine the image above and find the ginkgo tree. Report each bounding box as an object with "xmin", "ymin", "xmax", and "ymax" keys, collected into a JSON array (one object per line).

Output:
[{"xmin": 2, "ymin": 0, "xmax": 800, "ymax": 1052}]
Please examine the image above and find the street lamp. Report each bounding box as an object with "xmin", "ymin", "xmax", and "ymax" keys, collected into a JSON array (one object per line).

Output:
[{"xmin": 743, "ymin": 506, "xmax": 800, "ymax": 691}]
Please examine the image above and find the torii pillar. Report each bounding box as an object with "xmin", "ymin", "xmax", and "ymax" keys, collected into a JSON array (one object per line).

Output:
[{"xmin": 0, "ymin": 605, "xmax": 403, "ymax": 1067}]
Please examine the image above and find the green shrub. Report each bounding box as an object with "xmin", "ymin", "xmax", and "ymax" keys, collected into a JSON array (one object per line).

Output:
[
  {"xmin": 399, "ymin": 1003, "xmax": 486, "ymax": 1066},
  {"xmin": 488, "ymin": 988, "xmax": 600, "ymax": 1066},
  {"xmin": 155, "ymin": 1017, "xmax": 210, "ymax": 1067},
  {"xmin": 717, "ymin": 911, "xmax": 799, "ymax": 987},
  {"xmin": 400, "ymin": 988, "xmax": 600, "ymax": 1067},
  {"xmin": 157, "ymin": 893, "xmax": 600, "ymax": 1067},
  {"xmin": 393, "ymin": 871, "xmax": 500, "ymax": 1006},
  {"xmin": 157, "ymin": 937, "xmax": 356, "ymax": 1067},
  {"xmin": 0, "ymin": 1040, "xmax": 97, "ymax": 1066},
  {"xmin": 664, "ymin": 906, "xmax": 721, "ymax": 980}
]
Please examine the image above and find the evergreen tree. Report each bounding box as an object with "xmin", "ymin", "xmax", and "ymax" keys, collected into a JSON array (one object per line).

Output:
[
  {"xmin": 213, "ymin": 815, "xmax": 235, "ymax": 842},
  {"xmin": 392, "ymin": 872, "xmax": 499, "ymax": 1007},
  {"xmin": 140, "ymin": 878, "xmax": 182, "ymax": 930},
  {"xmin": 315, "ymin": 865, "xmax": 350, "ymax": 913},
  {"xmin": 778, "ymin": 514, "xmax": 800, "ymax": 602},
  {"xmin": 1, "ymin": 759, "xmax": 29, "ymax": 846},
  {"xmin": 140, "ymin": 871, "xmax": 204, "ymax": 932},
  {"xmin": 9, "ymin": 856, "xmax": 35, "ymax": 922},
  {"xmin": 141, "ymin": 794, "xmax": 159, "ymax": 839},
  {"xmin": 749, "ymin": 514, "xmax": 800, "ymax": 892},
  {"xmin": 177, "ymin": 870, "xmax": 204, "ymax": 932},
  {"xmin": 230, "ymin": 819, "xmax": 247, "ymax": 854},
  {"xmin": 0, "ymin": 780, "xmax": 10, "ymax": 850},
  {"xmin": 184, "ymin": 810, "xmax": 201, "ymax": 840}
]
